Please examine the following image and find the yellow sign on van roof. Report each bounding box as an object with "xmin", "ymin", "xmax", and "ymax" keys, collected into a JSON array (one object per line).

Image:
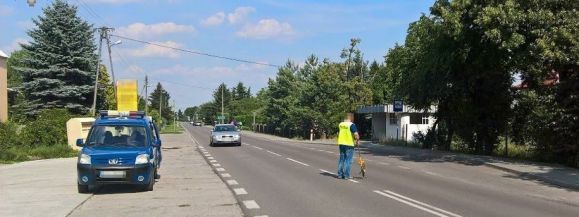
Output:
[{"xmin": 116, "ymin": 80, "xmax": 138, "ymax": 111}]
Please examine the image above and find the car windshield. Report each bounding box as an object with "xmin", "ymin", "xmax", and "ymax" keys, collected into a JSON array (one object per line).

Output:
[
  {"xmin": 214, "ymin": 125, "xmax": 237, "ymax": 132},
  {"xmin": 86, "ymin": 125, "xmax": 148, "ymax": 147}
]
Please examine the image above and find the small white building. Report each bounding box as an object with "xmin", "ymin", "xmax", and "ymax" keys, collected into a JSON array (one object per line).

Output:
[{"xmin": 357, "ymin": 104, "xmax": 436, "ymax": 142}]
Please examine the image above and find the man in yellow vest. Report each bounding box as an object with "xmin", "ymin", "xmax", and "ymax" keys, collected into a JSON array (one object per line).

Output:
[{"xmin": 337, "ymin": 113, "xmax": 359, "ymax": 179}]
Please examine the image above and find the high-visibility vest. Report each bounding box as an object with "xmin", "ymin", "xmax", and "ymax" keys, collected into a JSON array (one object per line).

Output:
[{"xmin": 337, "ymin": 121, "xmax": 355, "ymax": 146}]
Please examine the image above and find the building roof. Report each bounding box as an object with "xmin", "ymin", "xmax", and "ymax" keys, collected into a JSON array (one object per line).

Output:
[
  {"xmin": 0, "ymin": 50, "xmax": 8, "ymax": 58},
  {"xmin": 357, "ymin": 104, "xmax": 436, "ymax": 114}
]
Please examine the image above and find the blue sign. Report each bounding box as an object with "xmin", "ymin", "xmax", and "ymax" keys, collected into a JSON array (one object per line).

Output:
[{"xmin": 393, "ymin": 100, "xmax": 403, "ymax": 112}]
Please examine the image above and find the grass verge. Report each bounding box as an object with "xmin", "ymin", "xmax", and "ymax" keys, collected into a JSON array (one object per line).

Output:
[
  {"xmin": 0, "ymin": 145, "xmax": 78, "ymax": 164},
  {"xmin": 160, "ymin": 122, "xmax": 184, "ymax": 134}
]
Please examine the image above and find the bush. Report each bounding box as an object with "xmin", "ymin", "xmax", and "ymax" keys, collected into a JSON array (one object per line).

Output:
[
  {"xmin": 0, "ymin": 122, "xmax": 22, "ymax": 149},
  {"xmin": 19, "ymin": 109, "xmax": 71, "ymax": 147}
]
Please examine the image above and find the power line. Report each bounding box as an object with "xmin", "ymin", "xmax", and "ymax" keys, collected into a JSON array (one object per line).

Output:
[{"xmin": 110, "ymin": 34, "xmax": 281, "ymax": 68}]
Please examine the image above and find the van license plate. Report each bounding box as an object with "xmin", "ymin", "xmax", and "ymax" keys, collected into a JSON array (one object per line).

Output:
[{"xmin": 99, "ymin": 171, "xmax": 126, "ymax": 178}]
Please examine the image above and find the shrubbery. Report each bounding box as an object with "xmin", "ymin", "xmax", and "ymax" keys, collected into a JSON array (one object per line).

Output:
[{"xmin": 0, "ymin": 109, "xmax": 77, "ymax": 163}]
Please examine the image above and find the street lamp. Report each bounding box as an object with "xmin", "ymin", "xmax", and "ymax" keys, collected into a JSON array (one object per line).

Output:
[{"xmin": 27, "ymin": 0, "xmax": 36, "ymax": 7}]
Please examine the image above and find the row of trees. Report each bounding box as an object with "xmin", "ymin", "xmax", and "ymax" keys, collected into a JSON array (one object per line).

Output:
[
  {"xmin": 191, "ymin": 0, "xmax": 578, "ymax": 166},
  {"xmin": 183, "ymin": 82, "xmax": 262, "ymax": 127}
]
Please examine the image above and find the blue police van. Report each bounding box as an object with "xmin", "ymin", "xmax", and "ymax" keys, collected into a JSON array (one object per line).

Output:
[{"xmin": 76, "ymin": 111, "xmax": 162, "ymax": 193}]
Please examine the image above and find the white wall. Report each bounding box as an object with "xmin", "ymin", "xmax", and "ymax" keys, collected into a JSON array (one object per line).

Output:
[{"xmin": 375, "ymin": 113, "xmax": 436, "ymax": 142}]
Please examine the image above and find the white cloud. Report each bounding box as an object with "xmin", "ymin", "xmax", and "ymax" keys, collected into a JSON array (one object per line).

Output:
[
  {"xmin": 227, "ymin": 7, "xmax": 255, "ymax": 24},
  {"xmin": 0, "ymin": 5, "xmax": 12, "ymax": 16},
  {"xmin": 200, "ymin": 12, "xmax": 226, "ymax": 26},
  {"xmin": 236, "ymin": 19, "xmax": 295, "ymax": 40},
  {"xmin": 127, "ymin": 41, "xmax": 183, "ymax": 58},
  {"xmin": 116, "ymin": 22, "xmax": 195, "ymax": 39},
  {"xmin": 1, "ymin": 38, "xmax": 29, "ymax": 54},
  {"xmin": 126, "ymin": 65, "xmax": 144, "ymax": 74}
]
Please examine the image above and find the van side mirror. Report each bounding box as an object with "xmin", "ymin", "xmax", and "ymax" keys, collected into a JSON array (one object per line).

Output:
[
  {"xmin": 153, "ymin": 140, "xmax": 162, "ymax": 147},
  {"xmin": 76, "ymin": 138, "xmax": 84, "ymax": 147}
]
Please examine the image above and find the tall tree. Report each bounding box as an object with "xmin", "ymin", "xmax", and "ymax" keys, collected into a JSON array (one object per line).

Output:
[
  {"xmin": 213, "ymin": 83, "xmax": 232, "ymax": 116},
  {"xmin": 148, "ymin": 82, "xmax": 172, "ymax": 121},
  {"xmin": 96, "ymin": 64, "xmax": 115, "ymax": 110},
  {"xmin": 18, "ymin": 0, "xmax": 97, "ymax": 115}
]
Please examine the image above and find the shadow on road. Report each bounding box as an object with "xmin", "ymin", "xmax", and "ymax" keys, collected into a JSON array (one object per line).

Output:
[{"xmin": 93, "ymin": 181, "xmax": 158, "ymax": 195}]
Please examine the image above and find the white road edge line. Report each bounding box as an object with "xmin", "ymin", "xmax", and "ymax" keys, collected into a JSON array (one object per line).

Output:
[
  {"xmin": 252, "ymin": 146, "xmax": 264, "ymax": 150},
  {"xmin": 384, "ymin": 190, "xmax": 462, "ymax": 217},
  {"xmin": 233, "ymin": 188, "xmax": 248, "ymax": 195},
  {"xmin": 267, "ymin": 150, "xmax": 282, "ymax": 156},
  {"xmin": 373, "ymin": 190, "xmax": 448, "ymax": 217},
  {"xmin": 226, "ymin": 179, "xmax": 239, "ymax": 186},
  {"xmin": 243, "ymin": 200, "xmax": 260, "ymax": 209},
  {"xmin": 286, "ymin": 158, "xmax": 310, "ymax": 166},
  {"xmin": 348, "ymin": 179, "xmax": 359, "ymax": 183},
  {"xmin": 319, "ymin": 169, "xmax": 337, "ymax": 175}
]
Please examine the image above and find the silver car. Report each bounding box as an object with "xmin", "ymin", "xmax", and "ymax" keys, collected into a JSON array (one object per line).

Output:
[{"xmin": 210, "ymin": 124, "xmax": 241, "ymax": 146}]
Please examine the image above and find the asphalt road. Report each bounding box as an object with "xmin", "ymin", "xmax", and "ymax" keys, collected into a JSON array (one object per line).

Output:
[{"xmin": 185, "ymin": 125, "xmax": 579, "ymax": 217}]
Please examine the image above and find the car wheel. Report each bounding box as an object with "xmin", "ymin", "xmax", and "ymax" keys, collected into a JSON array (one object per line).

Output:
[
  {"xmin": 78, "ymin": 184, "xmax": 90, "ymax": 193},
  {"xmin": 140, "ymin": 174, "xmax": 154, "ymax": 192},
  {"xmin": 237, "ymin": 142, "xmax": 241, "ymax": 146}
]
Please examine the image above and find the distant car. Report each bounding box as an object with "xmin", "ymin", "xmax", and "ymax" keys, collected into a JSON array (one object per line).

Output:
[
  {"xmin": 210, "ymin": 124, "xmax": 241, "ymax": 146},
  {"xmin": 193, "ymin": 122, "xmax": 202, "ymax": 126},
  {"xmin": 76, "ymin": 111, "xmax": 162, "ymax": 193}
]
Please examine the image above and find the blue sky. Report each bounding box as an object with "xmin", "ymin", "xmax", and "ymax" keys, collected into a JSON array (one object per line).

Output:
[{"xmin": 0, "ymin": 0, "xmax": 434, "ymax": 110}]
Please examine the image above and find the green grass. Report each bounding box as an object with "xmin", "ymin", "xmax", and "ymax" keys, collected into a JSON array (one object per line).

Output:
[
  {"xmin": 0, "ymin": 145, "xmax": 78, "ymax": 164},
  {"xmin": 160, "ymin": 122, "xmax": 184, "ymax": 134}
]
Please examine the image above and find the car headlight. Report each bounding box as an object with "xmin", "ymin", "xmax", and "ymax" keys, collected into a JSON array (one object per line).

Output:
[
  {"xmin": 233, "ymin": 135, "xmax": 240, "ymax": 139},
  {"xmin": 135, "ymin": 154, "xmax": 149, "ymax": 164},
  {"xmin": 79, "ymin": 154, "xmax": 91, "ymax": 164}
]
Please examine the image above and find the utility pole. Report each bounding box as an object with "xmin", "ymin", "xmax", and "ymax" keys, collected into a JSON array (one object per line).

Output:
[
  {"xmin": 221, "ymin": 85, "xmax": 224, "ymax": 124},
  {"xmin": 173, "ymin": 100, "xmax": 176, "ymax": 133},
  {"xmin": 159, "ymin": 92, "xmax": 162, "ymax": 123},
  {"xmin": 252, "ymin": 111, "xmax": 256, "ymax": 131},
  {"xmin": 106, "ymin": 37, "xmax": 119, "ymax": 99},
  {"xmin": 144, "ymin": 76, "xmax": 148, "ymax": 113},
  {"xmin": 91, "ymin": 27, "xmax": 114, "ymax": 116}
]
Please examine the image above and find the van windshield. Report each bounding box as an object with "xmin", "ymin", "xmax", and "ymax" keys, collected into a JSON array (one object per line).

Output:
[{"xmin": 86, "ymin": 125, "xmax": 148, "ymax": 147}]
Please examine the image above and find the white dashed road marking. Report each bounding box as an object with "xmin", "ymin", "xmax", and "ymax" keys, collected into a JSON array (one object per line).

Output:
[
  {"xmin": 226, "ymin": 180, "xmax": 239, "ymax": 186},
  {"xmin": 286, "ymin": 158, "xmax": 310, "ymax": 166},
  {"xmin": 319, "ymin": 169, "xmax": 337, "ymax": 175},
  {"xmin": 348, "ymin": 179, "xmax": 359, "ymax": 183},
  {"xmin": 252, "ymin": 146, "xmax": 264, "ymax": 150},
  {"xmin": 221, "ymin": 173, "xmax": 231, "ymax": 178},
  {"xmin": 233, "ymin": 188, "xmax": 248, "ymax": 195},
  {"xmin": 216, "ymin": 168, "xmax": 225, "ymax": 172},
  {"xmin": 373, "ymin": 190, "xmax": 462, "ymax": 217},
  {"xmin": 212, "ymin": 163, "xmax": 221, "ymax": 167},
  {"xmin": 243, "ymin": 200, "xmax": 261, "ymax": 209},
  {"xmin": 266, "ymin": 150, "xmax": 282, "ymax": 156},
  {"xmin": 209, "ymin": 160, "xmax": 217, "ymax": 163},
  {"xmin": 398, "ymin": 166, "xmax": 411, "ymax": 170},
  {"xmin": 208, "ymin": 157, "xmax": 215, "ymax": 160}
]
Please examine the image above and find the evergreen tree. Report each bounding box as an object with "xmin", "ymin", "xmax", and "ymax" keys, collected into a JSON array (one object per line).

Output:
[
  {"xmin": 96, "ymin": 64, "xmax": 115, "ymax": 110},
  {"xmin": 148, "ymin": 82, "xmax": 172, "ymax": 121},
  {"xmin": 18, "ymin": 0, "xmax": 97, "ymax": 115},
  {"xmin": 213, "ymin": 83, "xmax": 232, "ymax": 114}
]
